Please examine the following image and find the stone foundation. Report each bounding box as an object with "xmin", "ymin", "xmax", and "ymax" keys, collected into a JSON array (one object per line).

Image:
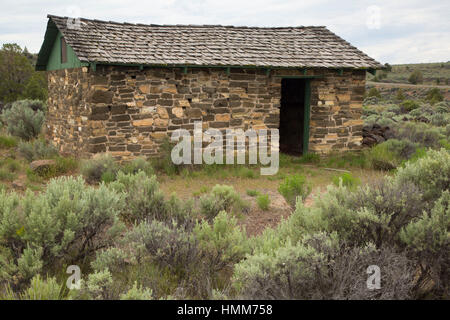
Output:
[{"xmin": 46, "ymin": 66, "xmax": 365, "ymax": 160}]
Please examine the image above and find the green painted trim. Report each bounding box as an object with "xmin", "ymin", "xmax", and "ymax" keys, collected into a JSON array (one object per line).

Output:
[
  {"xmin": 182, "ymin": 66, "xmax": 188, "ymax": 74},
  {"xmin": 274, "ymin": 75, "xmax": 323, "ymax": 79},
  {"xmin": 90, "ymin": 62, "xmax": 97, "ymax": 72},
  {"xmin": 266, "ymin": 68, "xmax": 271, "ymax": 76},
  {"xmin": 338, "ymin": 68, "xmax": 344, "ymax": 76},
  {"xmin": 303, "ymin": 80, "xmax": 311, "ymax": 155},
  {"xmin": 226, "ymin": 67, "xmax": 230, "ymax": 76},
  {"xmin": 303, "ymin": 68, "xmax": 307, "ymax": 75},
  {"xmin": 45, "ymin": 30, "xmax": 84, "ymax": 71},
  {"xmin": 368, "ymin": 68, "xmax": 376, "ymax": 75}
]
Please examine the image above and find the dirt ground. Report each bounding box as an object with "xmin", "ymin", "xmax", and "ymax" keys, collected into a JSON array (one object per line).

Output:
[{"xmin": 159, "ymin": 166, "xmax": 385, "ymax": 236}]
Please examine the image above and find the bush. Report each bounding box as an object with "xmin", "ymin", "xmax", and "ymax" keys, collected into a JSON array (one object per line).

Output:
[
  {"xmin": 199, "ymin": 185, "xmax": 248, "ymax": 220},
  {"xmin": 434, "ymin": 101, "xmax": 449, "ymax": 114},
  {"xmin": 332, "ymin": 172, "xmax": 360, "ymax": 189},
  {"xmin": 0, "ymin": 135, "xmax": 18, "ymax": 149},
  {"xmin": 395, "ymin": 149, "xmax": 450, "ymax": 203},
  {"xmin": 425, "ymin": 88, "xmax": 444, "ymax": 105},
  {"xmin": 408, "ymin": 70, "xmax": 423, "ymax": 84},
  {"xmin": 297, "ymin": 153, "xmax": 320, "ymax": 164},
  {"xmin": 120, "ymin": 157, "xmax": 154, "ymax": 176},
  {"xmin": 246, "ymin": 189, "xmax": 260, "ymax": 197},
  {"xmin": 0, "ymin": 176, "xmax": 125, "ymax": 289},
  {"xmin": 108, "ymin": 171, "xmax": 167, "ymax": 224},
  {"xmin": 430, "ymin": 113, "xmax": 450, "ymax": 127},
  {"xmin": 400, "ymin": 100, "xmax": 420, "ymax": 113},
  {"xmin": 400, "ymin": 191, "xmax": 450, "ymax": 296},
  {"xmin": 289, "ymin": 177, "xmax": 425, "ymax": 248},
  {"xmin": 2, "ymin": 100, "xmax": 45, "ymax": 140},
  {"xmin": 367, "ymin": 139, "xmax": 418, "ymax": 170},
  {"xmin": 123, "ymin": 220, "xmax": 200, "ymax": 274},
  {"xmin": 366, "ymin": 87, "xmax": 381, "ymax": 98},
  {"xmin": 194, "ymin": 211, "xmax": 250, "ymax": 272},
  {"xmin": 256, "ymin": 194, "xmax": 270, "ymax": 211},
  {"xmin": 120, "ymin": 282, "xmax": 153, "ymax": 300},
  {"xmin": 395, "ymin": 89, "xmax": 406, "ymax": 101},
  {"xmin": 392, "ymin": 122, "xmax": 444, "ymax": 149},
  {"xmin": 18, "ymin": 139, "xmax": 58, "ymax": 162},
  {"xmin": 233, "ymin": 233, "xmax": 415, "ymax": 299},
  {"xmin": 278, "ymin": 174, "xmax": 311, "ymax": 207},
  {"xmin": 19, "ymin": 275, "xmax": 64, "ymax": 300},
  {"xmin": 81, "ymin": 153, "xmax": 119, "ymax": 183}
]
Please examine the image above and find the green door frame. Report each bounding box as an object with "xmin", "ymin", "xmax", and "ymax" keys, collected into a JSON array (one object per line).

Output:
[{"xmin": 303, "ymin": 80, "xmax": 311, "ymax": 154}]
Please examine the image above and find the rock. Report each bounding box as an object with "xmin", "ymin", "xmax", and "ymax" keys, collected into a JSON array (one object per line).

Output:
[
  {"xmin": 362, "ymin": 124, "xmax": 391, "ymax": 147},
  {"xmin": 12, "ymin": 180, "xmax": 25, "ymax": 190},
  {"xmin": 30, "ymin": 159, "xmax": 56, "ymax": 172}
]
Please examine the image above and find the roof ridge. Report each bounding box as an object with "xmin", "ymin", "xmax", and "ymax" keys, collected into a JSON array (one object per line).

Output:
[{"xmin": 47, "ymin": 14, "xmax": 326, "ymax": 29}]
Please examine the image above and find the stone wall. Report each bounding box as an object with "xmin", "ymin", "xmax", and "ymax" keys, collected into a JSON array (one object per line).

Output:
[
  {"xmin": 46, "ymin": 66, "xmax": 366, "ymax": 160},
  {"xmin": 46, "ymin": 68, "xmax": 92, "ymax": 157}
]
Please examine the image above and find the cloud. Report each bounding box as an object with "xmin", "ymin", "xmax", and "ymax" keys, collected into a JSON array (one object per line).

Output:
[{"xmin": 0, "ymin": 0, "xmax": 448, "ymax": 63}]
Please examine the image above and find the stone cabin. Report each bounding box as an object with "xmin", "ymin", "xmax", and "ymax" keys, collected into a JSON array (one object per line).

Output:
[{"xmin": 36, "ymin": 14, "xmax": 382, "ymax": 160}]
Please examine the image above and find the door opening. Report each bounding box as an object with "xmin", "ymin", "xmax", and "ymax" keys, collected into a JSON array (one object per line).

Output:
[{"xmin": 279, "ymin": 78, "xmax": 308, "ymax": 155}]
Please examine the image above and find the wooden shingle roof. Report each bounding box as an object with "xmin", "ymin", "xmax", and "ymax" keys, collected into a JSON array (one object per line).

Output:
[{"xmin": 43, "ymin": 14, "xmax": 383, "ymax": 69}]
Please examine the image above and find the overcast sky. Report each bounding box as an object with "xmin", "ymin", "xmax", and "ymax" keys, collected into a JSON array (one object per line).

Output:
[{"xmin": 0, "ymin": 0, "xmax": 448, "ymax": 64}]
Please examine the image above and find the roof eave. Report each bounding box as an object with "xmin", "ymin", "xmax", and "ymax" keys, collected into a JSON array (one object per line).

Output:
[{"xmin": 35, "ymin": 18, "xmax": 60, "ymax": 71}]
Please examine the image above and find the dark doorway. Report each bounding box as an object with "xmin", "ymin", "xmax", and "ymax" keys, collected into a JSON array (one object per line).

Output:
[{"xmin": 279, "ymin": 78, "xmax": 307, "ymax": 155}]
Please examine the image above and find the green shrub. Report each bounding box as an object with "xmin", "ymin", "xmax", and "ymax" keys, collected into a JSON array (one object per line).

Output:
[
  {"xmin": 430, "ymin": 113, "xmax": 450, "ymax": 127},
  {"xmin": 150, "ymin": 137, "xmax": 181, "ymax": 175},
  {"xmin": 0, "ymin": 176, "xmax": 125, "ymax": 288},
  {"xmin": 387, "ymin": 104, "xmax": 401, "ymax": 115},
  {"xmin": 395, "ymin": 89, "xmax": 405, "ymax": 101},
  {"xmin": 120, "ymin": 157, "xmax": 154, "ymax": 176},
  {"xmin": 366, "ymin": 87, "xmax": 381, "ymax": 98},
  {"xmin": 83, "ymin": 269, "xmax": 116, "ymax": 300},
  {"xmin": 19, "ymin": 275, "xmax": 64, "ymax": 300},
  {"xmin": 289, "ymin": 177, "xmax": 425, "ymax": 248},
  {"xmin": 2, "ymin": 158, "xmax": 21, "ymax": 172},
  {"xmin": 0, "ymin": 168, "xmax": 16, "ymax": 181},
  {"xmin": 109, "ymin": 171, "xmax": 168, "ymax": 224},
  {"xmin": 400, "ymin": 191, "xmax": 449, "ymax": 296},
  {"xmin": 256, "ymin": 194, "xmax": 270, "ymax": 211},
  {"xmin": 25, "ymin": 156, "xmax": 78, "ymax": 179},
  {"xmin": 395, "ymin": 149, "xmax": 450, "ymax": 203},
  {"xmin": 408, "ymin": 70, "xmax": 423, "ymax": 84},
  {"xmin": 120, "ymin": 282, "xmax": 153, "ymax": 300},
  {"xmin": 233, "ymin": 233, "xmax": 414, "ymax": 299},
  {"xmin": 91, "ymin": 247, "xmax": 130, "ymax": 274},
  {"xmin": 332, "ymin": 172, "xmax": 360, "ymax": 189},
  {"xmin": 81, "ymin": 153, "xmax": 119, "ymax": 183},
  {"xmin": 392, "ymin": 122, "xmax": 444, "ymax": 149},
  {"xmin": 123, "ymin": 220, "xmax": 200, "ymax": 273},
  {"xmin": 0, "ymin": 135, "xmax": 18, "ymax": 149},
  {"xmin": 2, "ymin": 100, "xmax": 45, "ymax": 140},
  {"xmin": 246, "ymin": 189, "xmax": 260, "ymax": 197},
  {"xmin": 434, "ymin": 101, "xmax": 449, "ymax": 114},
  {"xmin": 236, "ymin": 167, "xmax": 257, "ymax": 179},
  {"xmin": 101, "ymin": 171, "xmax": 116, "ymax": 184},
  {"xmin": 194, "ymin": 211, "xmax": 250, "ymax": 272},
  {"xmin": 18, "ymin": 139, "xmax": 58, "ymax": 162},
  {"xmin": 200, "ymin": 185, "xmax": 248, "ymax": 220},
  {"xmin": 400, "ymin": 100, "xmax": 420, "ymax": 113},
  {"xmin": 425, "ymin": 88, "xmax": 444, "ymax": 105},
  {"xmin": 297, "ymin": 153, "xmax": 320, "ymax": 164},
  {"xmin": 6, "ymin": 99, "xmax": 46, "ymax": 113},
  {"xmin": 278, "ymin": 174, "xmax": 311, "ymax": 207}
]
